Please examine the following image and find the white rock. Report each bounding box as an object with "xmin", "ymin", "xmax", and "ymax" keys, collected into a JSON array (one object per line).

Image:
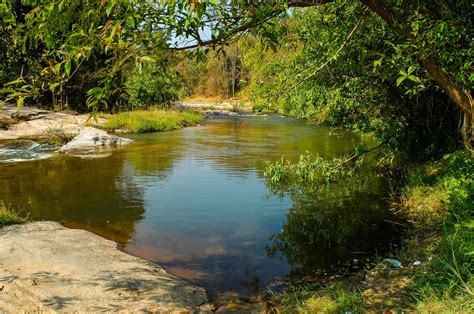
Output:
[
  {"xmin": 58, "ymin": 127, "xmax": 132, "ymax": 153},
  {"xmin": 413, "ymin": 260, "xmax": 422, "ymax": 266}
]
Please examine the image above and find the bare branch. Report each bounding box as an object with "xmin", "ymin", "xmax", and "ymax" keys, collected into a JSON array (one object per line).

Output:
[{"xmin": 170, "ymin": 11, "xmax": 283, "ymax": 50}]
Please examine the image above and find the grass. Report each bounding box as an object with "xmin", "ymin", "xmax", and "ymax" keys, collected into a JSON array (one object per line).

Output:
[
  {"xmin": 270, "ymin": 284, "xmax": 366, "ymax": 314},
  {"xmin": 397, "ymin": 151, "xmax": 473, "ymax": 310},
  {"xmin": 269, "ymin": 150, "xmax": 473, "ymax": 312},
  {"xmin": 39, "ymin": 126, "xmax": 75, "ymax": 146},
  {"xmin": 101, "ymin": 109, "xmax": 203, "ymax": 133},
  {"xmin": 0, "ymin": 202, "xmax": 26, "ymax": 227}
]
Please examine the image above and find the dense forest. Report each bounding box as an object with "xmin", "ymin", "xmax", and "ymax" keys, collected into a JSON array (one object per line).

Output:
[{"xmin": 1, "ymin": 0, "xmax": 473, "ymax": 312}]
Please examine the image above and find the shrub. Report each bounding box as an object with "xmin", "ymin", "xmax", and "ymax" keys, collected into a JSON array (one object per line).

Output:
[{"xmin": 125, "ymin": 65, "xmax": 182, "ymax": 110}]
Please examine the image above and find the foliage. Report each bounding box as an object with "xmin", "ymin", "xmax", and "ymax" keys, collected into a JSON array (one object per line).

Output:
[
  {"xmin": 0, "ymin": 0, "xmax": 290, "ymax": 111},
  {"xmin": 125, "ymin": 64, "xmax": 182, "ymax": 111},
  {"xmin": 264, "ymin": 151, "xmax": 400, "ymax": 273},
  {"xmin": 244, "ymin": 1, "xmax": 467, "ymax": 158},
  {"xmin": 1, "ymin": 1, "xmax": 471, "ymax": 150},
  {"xmin": 0, "ymin": 1, "xmax": 174, "ymax": 112},
  {"xmin": 393, "ymin": 151, "xmax": 474, "ymax": 309},
  {"xmin": 175, "ymin": 43, "xmax": 245, "ymax": 99},
  {"xmin": 264, "ymin": 152, "xmax": 358, "ymax": 190},
  {"xmin": 101, "ymin": 109, "xmax": 203, "ymax": 133},
  {"xmin": 268, "ymin": 150, "xmax": 473, "ymax": 313},
  {"xmin": 40, "ymin": 127, "xmax": 75, "ymax": 146},
  {"xmin": 0, "ymin": 202, "xmax": 26, "ymax": 227}
]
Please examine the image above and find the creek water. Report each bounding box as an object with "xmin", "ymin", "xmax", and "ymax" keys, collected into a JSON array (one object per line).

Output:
[{"xmin": 0, "ymin": 116, "xmax": 399, "ymax": 296}]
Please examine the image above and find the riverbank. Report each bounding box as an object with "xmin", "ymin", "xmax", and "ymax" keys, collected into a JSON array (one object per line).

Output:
[
  {"xmin": 178, "ymin": 99, "xmax": 253, "ymax": 113},
  {"xmin": 0, "ymin": 221, "xmax": 211, "ymax": 312},
  {"xmin": 269, "ymin": 151, "xmax": 473, "ymax": 312},
  {"xmin": 2, "ymin": 106, "xmax": 471, "ymax": 312},
  {"xmin": 0, "ymin": 104, "xmax": 98, "ymax": 141},
  {"xmin": 0, "ymin": 104, "xmax": 205, "ymax": 141}
]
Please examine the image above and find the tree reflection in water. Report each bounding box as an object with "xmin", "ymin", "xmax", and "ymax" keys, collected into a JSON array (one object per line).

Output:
[{"xmin": 266, "ymin": 164, "xmax": 401, "ymax": 275}]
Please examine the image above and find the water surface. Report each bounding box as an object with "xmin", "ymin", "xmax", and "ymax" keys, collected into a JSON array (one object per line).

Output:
[{"xmin": 0, "ymin": 116, "xmax": 397, "ymax": 295}]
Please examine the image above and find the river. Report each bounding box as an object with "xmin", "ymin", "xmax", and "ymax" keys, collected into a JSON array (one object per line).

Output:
[{"xmin": 0, "ymin": 115, "xmax": 399, "ymax": 296}]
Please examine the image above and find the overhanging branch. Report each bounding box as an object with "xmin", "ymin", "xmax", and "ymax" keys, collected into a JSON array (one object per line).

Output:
[{"xmin": 267, "ymin": 9, "xmax": 368, "ymax": 98}]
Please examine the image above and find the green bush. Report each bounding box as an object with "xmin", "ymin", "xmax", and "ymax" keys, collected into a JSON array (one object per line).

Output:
[{"xmin": 125, "ymin": 65, "xmax": 182, "ymax": 110}]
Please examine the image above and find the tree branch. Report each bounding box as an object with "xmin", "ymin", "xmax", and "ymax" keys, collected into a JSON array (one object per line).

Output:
[
  {"xmin": 170, "ymin": 11, "xmax": 282, "ymax": 50},
  {"xmin": 335, "ymin": 136, "xmax": 393, "ymax": 169},
  {"xmin": 287, "ymin": 0, "xmax": 332, "ymax": 7},
  {"xmin": 267, "ymin": 9, "xmax": 368, "ymax": 98}
]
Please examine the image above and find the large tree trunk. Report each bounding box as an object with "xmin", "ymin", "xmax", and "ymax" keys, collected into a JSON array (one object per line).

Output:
[
  {"xmin": 360, "ymin": 0, "xmax": 474, "ymax": 152},
  {"xmin": 421, "ymin": 56, "xmax": 473, "ymax": 151}
]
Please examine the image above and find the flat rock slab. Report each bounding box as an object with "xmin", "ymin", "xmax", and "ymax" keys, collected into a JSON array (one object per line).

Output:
[
  {"xmin": 0, "ymin": 104, "xmax": 51, "ymax": 121},
  {"xmin": 0, "ymin": 222, "xmax": 210, "ymax": 313},
  {"xmin": 0, "ymin": 104, "xmax": 106, "ymax": 140}
]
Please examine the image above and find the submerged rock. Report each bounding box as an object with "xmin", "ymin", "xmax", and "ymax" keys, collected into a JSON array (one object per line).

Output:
[
  {"xmin": 0, "ymin": 221, "xmax": 211, "ymax": 312},
  {"xmin": 58, "ymin": 127, "xmax": 132, "ymax": 153}
]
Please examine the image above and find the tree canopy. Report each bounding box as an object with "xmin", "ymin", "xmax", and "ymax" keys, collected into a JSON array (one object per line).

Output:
[{"xmin": 1, "ymin": 0, "xmax": 472, "ymax": 151}]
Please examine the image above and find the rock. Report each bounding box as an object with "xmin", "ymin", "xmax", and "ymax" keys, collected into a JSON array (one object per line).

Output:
[
  {"xmin": 383, "ymin": 258, "xmax": 402, "ymax": 268},
  {"xmin": 58, "ymin": 127, "xmax": 132, "ymax": 153},
  {"xmin": 0, "ymin": 221, "xmax": 210, "ymax": 312},
  {"xmin": 204, "ymin": 109, "xmax": 239, "ymax": 117},
  {"xmin": 0, "ymin": 104, "xmax": 106, "ymax": 141},
  {"xmin": 412, "ymin": 260, "xmax": 422, "ymax": 266}
]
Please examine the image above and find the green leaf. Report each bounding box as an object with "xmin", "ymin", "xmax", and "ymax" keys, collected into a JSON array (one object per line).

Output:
[
  {"xmin": 408, "ymin": 75, "xmax": 419, "ymax": 83},
  {"xmin": 140, "ymin": 56, "xmax": 156, "ymax": 63},
  {"xmin": 17, "ymin": 97, "xmax": 24, "ymax": 109},
  {"xmin": 87, "ymin": 87, "xmax": 103, "ymax": 95},
  {"xmin": 65, "ymin": 60, "xmax": 72, "ymax": 76},
  {"xmin": 106, "ymin": 3, "xmax": 114, "ymax": 16},
  {"xmin": 5, "ymin": 79, "xmax": 25, "ymax": 86},
  {"xmin": 127, "ymin": 16, "xmax": 135, "ymax": 28},
  {"xmin": 54, "ymin": 62, "xmax": 62, "ymax": 74},
  {"xmin": 373, "ymin": 58, "xmax": 382, "ymax": 69},
  {"xmin": 396, "ymin": 76, "xmax": 405, "ymax": 86}
]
